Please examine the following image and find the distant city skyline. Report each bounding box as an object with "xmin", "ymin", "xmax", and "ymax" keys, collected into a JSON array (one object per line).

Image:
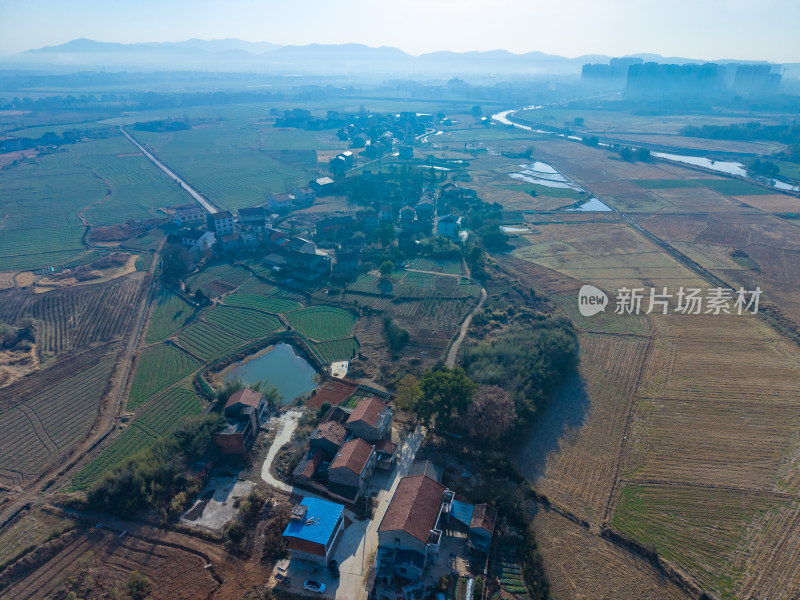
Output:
[{"xmin": 1, "ymin": 0, "xmax": 798, "ymax": 63}]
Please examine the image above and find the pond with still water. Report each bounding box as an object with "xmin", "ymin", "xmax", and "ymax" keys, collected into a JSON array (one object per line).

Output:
[{"xmin": 225, "ymin": 342, "xmax": 317, "ymax": 404}]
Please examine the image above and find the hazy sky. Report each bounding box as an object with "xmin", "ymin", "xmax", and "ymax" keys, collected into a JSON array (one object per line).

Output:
[{"xmin": 1, "ymin": 0, "xmax": 798, "ymax": 62}]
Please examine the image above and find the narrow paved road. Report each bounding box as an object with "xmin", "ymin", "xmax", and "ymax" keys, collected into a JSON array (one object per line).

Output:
[
  {"xmin": 445, "ymin": 287, "xmax": 487, "ymax": 368},
  {"xmin": 260, "ymin": 410, "xmax": 302, "ymax": 493},
  {"xmin": 119, "ymin": 127, "xmax": 218, "ymax": 214}
]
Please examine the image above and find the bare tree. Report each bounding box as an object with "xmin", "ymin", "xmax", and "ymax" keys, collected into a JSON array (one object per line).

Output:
[{"xmin": 467, "ymin": 384, "xmax": 515, "ymax": 444}]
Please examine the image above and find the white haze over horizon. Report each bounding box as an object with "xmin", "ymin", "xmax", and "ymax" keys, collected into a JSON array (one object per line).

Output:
[{"xmin": 0, "ymin": 0, "xmax": 798, "ymax": 63}]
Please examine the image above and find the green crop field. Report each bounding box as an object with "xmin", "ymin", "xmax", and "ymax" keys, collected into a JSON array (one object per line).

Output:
[
  {"xmin": 70, "ymin": 385, "xmax": 204, "ymax": 491},
  {"xmin": 237, "ymin": 277, "xmax": 276, "ymax": 295},
  {"xmin": 407, "ymin": 257, "xmax": 464, "ymax": 275},
  {"xmin": 205, "ymin": 305, "xmax": 282, "ymax": 338},
  {"xmin": 630, "ymin": 179, "xmax": 702, "ymax": 189},
  {"xmin": 178, "ymin": 320, "xmax": 248, "ymax": 361},
  {"xmin": 287, "ymin": 306, "xmax": 355, "ymax": 341},
  {"xmin": 313, "ymin": 338, "xmax": 359, "ymax": 362},
  {"xmin": 696, "ymin": 178, "xmax": 773, "ymax": 196},
  {"xmin": 127, "ymin": 343, "xmax": 201, "ymax": 410},
  {"xmin": 0, "ymin": 355, "xmax": 116, "ymax": 484},
  {"xmin": 224, "ymin": 292, "xmax": 302, "ymax": 314},
  {"xmin": 0, "ymin": 132, "xmax": 194, "ymax": 272},
  {"xmin": 71, "ymin": 134, "xmax": 190, "ymax": 226},
  {"xmin": 184, "ymin": 263, "xmax": 251, "ymax": 297},
  {"xmin": 131, "ymin": 121, "xmax": 333, "ymax": 211},
  {"xmin": 403, "ymin": 271, "xmax": 436, "ymax": 289},
  {"xmin": 146, "ymin": 288, "xmax": 196, "ymax": 343}
]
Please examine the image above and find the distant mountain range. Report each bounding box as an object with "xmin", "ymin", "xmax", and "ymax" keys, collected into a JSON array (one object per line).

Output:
[{"xmin": 1, "ymin": 38, "xmax": 788, "ymax": 78}]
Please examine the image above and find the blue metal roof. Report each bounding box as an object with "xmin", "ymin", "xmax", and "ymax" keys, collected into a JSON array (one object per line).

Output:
[
  {"xmin": 283, "ymin": 497, "xmax": 344, "ymax": 545},
  {"xmin": 451, "ymin": 500, "xmax": 474, "ymax": 528}
]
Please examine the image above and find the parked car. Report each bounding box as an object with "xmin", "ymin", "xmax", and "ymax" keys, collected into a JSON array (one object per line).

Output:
[
  {"xmin": 328, "ymin": 559, "xmax": 340, "ymax": 579},
  {"xmin": 303, "ymin": 580, "xmax": 326, "ymax": 594}
]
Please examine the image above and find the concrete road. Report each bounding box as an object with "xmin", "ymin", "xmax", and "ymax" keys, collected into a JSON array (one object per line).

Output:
[
  {"xmin": 118, "ymin": 127, "xmax": 218, "ymax": 214},
  {"xmin": 275, "ymin": 425, "xmax": 427, "ymax": 599},
  {"xmin": 260, "ymin": 410, "xmax": 302, "ymax": 493}
]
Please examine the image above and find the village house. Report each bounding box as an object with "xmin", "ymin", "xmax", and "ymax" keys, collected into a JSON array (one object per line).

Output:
[
  {"xmin": 329, "ymin": 154, "xmax": 348, "ymax": 176},
  {"xmin": 207, "ymin": 210, "xmax": 236, "ymax": 236},
  {"xmin": 225, "ymin": 388, "xmax": 267, "ymax": 423},
  {"xmin": 239, "ymin": 231, "xmax": 258, "ymax": 248},
  {"xmin": 180, "ymin": 229, "xmax": 215, "ymax": 256},
  {"xmin": 291, "ymin": 186, "xmax": 316, "ymax": 205},
  {"xmin": 173, "ymin": 203, "xmax": 206, "ymax": 227},
  {"xmin": 282, "ymin": 498, "xmax": 346, "ymax": 567},
  {"xmin": 264, "ymin": 253, "xmax": 287, "ymax": 269},
  {"xmin": 436, "ymin": 214, "xmax": 460, "ymax": 240},
  {"xmin": 327, "ymin": 438, "xmax": 376, "ymax": 502},
  {"xmin": 399, "ymin": 206, "xmax": 416, "ymax": 224},
  {"xmin": 376, "ymin": 470, "xmax": 454, "ymax": 583},
  {"xmin": 316, "ymin": 215, "xmax": 355, "ymax": 238},
  {"xmin": 346, "ymin": 397, "xmax": 392, "ymax": 442},
  {"xmin": 264, "ymin": 227, "xmax": 289, "ymax": 249},
  {"xmin": 218, "ymin": 233, "xmax": 241, "ymax": 253},
  {"xmin": 334, "ymin": 249, "xmax": 360, "ymax": 274},
  {"xmin": 468, "ymin": 503, "xmax": 497, "ymax": 554},
  {"xmin": 212, "ymin": 404, "xmax": 258, "ymax": 455},
  {"xmin": 374, "ymin": 438, "xmax": 398, "ymax": 471},
  {"xmin": 237, "ymin": 206, "xmax": 267, "ymax": 231},
  {"xmin": 357, "ymin": 210, "xmax": 380, "ymax": 232},
  {"xmin": 309, "ymin": 421, "xmax": 348, "ymax": 460},
  {"xmin": 267, "ymin": 192, "xmax": 293, "ymax": 212},
  {"xmin": 288, "ymin": 236, "xmax": 316, "ymax": 254},
  {"xmin": 379, "ymin": 204, "xmax": 394, "ymax": 222},
  {"xmin": 310, "ymin": 176, "xmax": 335, "ymax": 196},
  {"xmin": 286, "ymin": 250, "xmax": 332, "ymax": 281},
  {"xmin": 340, "ymin": 236, "xmax": 366, "ymax": 252}
]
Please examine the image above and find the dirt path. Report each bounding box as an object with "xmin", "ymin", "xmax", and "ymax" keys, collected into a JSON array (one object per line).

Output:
[{"xmin": 445, "ymin": 286, "xmax": 487, "ymax": 368}]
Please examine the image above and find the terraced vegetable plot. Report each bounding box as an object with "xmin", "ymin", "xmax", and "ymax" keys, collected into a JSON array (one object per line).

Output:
[
  {"xmin": 496, "ymin": 548, "xmax": 529, "ymax": 599},
  {"xmin": 70, "ymin": 385, "xmax": 204, "ymax": 490},
  {"xmin": 178, "ymin": 321, "xmax": 247, "ymax": 361},
  {"xmin": 0, "ymin": 354, "xmax": 116, "ymax": 486},
  {"xmin": 313, "ymin": 338, "xmax": 359, "ymax": 362},
  {"xmin": 0, "ymin": 276, "xmax": 142, "ymax": 360},
  {"xmin": 184, "ymin": 263, "xmax": 251, "ymax": 297},
  {"xmin": 127, "ymin": 344, "xmax": 201, "ymax": 410},
  {"xmin": 287, "ymin": 306, "xmax": 355, "ymax": 341},
  {"xmin": 146, "ymin": 288, "xmax": 196, "ymax": 343},
  {"xmin": 237, "ymin": 277, "xmax": 275, "ymax": 295},
  {"xmin": 205, "ymin": 305, "xmax": 282, "ymax": 339},
  {"xmin": 224, "ymin": 292, "xmax": 302, "ymax": 314},
  {"xmin": 407, "ymin": 257, "xmax": 464, "ymax": 275},
  {"xmin": 0, "ymin": 509, "xmax": 76, "ymax": 570}
]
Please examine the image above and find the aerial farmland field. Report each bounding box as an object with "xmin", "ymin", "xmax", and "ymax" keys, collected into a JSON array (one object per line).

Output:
[
  {"xmin": 499, "ymin": 132, "xmax": 800, "ymax": 598},
  {"xmin": 126, "ymin": 343, "xmax": 201, "ymax": 410},
  {"xmin": 71, "ymin": 384, "xmax": 205, "ymax": 491},
  {"xmin": 286, "ymin": 305, "xmax": 356, "ymax": 341},
  {"xmin": 145, "ymin": 288, "xmax": 197, "ymax": 343}
]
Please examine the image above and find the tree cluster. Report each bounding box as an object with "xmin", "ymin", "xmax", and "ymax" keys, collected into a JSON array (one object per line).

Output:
[
  {"xmin": 463, "ymin": 318, "xmax": 578, "ymax": 423},
  {"xmin": 86, "ymin": 414, "xmax": 223, "ymax": 516}
]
